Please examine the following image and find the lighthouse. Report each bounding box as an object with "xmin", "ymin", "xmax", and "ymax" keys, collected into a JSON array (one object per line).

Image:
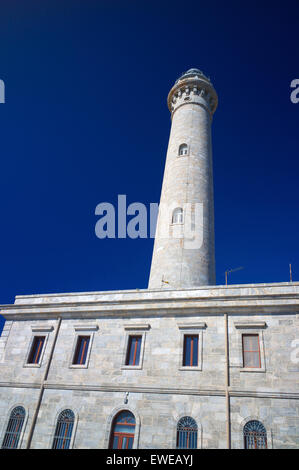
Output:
[{"xmin": 148, "ymin": 68, "xmax": 218, "ymax": 289}]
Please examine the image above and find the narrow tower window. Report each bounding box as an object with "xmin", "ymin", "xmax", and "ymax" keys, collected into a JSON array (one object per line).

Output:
[
  {"xmin": 242, "ymin": 334, "xmax": 261, "ymax": 368},
  {"xmin": 109, "ymin": 411, "xmax": 136, "ymax": 449},
  {"xmin": 52, "ymin": 409, "xmax": 75, "ymax": 449},
  {"xmin": 1, "ymin": 406, "xmax": 26, "ymax": 449},
  {"xmin": 125, "ymin": 336, "xmax": 142, "ymax": 366},
  {"xmin": 243, "ymin": 420, "xmax": 267, "ymax": 449},
  {"xmin": 172, "ymin": 208, "xmax": 183, "ymax": 224},
  {"xmin": 176, "ymin": 416, "xmax": 198, "ymax": 449},
  {"xmin": 178, "ymin": 143, "xmax": 188, "ymax": 156},
  {"xmin": 27, "ymin": 336, "xmax": 45, "ymax": 364},
  {"xmin": 183, "ymin": 335, "xmax": 199, "ymax": 367}
]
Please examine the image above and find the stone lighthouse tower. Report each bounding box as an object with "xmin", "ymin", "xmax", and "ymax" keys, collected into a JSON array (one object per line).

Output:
[{"xmin": 148, "ymin": 68, "xmax": 218, "ymax": 289}]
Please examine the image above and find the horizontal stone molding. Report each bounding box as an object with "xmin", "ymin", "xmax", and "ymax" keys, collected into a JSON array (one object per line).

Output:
[
  {"xmin": 0, "ymin": 382, "xmax": 40, "ymax": 389},
  {"xmin": 229, "ymin": 389, "xmax": 299, "ymax": 400},
  {"xmin": 177, "ymin": 322, "xmax": 206, "ymax": 329},
  {"xmin": 123, "ymin": 323, "xmax": 151, "ymax": 330},
  {"xmin": 0, "ymin": 381, "xmax": 298, "ymax": 400},
  {"xmin": 1, "ymin": 300, "xmax": 299, "ymax": 321},
  {"xmin": 74, "ymin": 324, "xmax": 99, "ymax": 331},
  {"xmin": 31, "ymin": 325, "xmax": 54, "ymax": 332},
  {"xmin": 234, "ymin": 321, "xmax": 267, "ymax": 329}
]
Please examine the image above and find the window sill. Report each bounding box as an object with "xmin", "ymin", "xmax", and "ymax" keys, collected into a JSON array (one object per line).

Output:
[
  {"xmin": 240, "ymin": 367, "xmax": 265, "ymax": 373},
  {"xmin": 179, "ymin": 366, "xmax": 201, "ymax": 371},
  {"xmin": 69, "ymin": 364, "xmax": 89, "ymax": 369},
  {"xmin": 121, "ymin": 365, "xmax": 143, "ymax": 370},
  {"xmin": 23, "ymin": 363, "xmax": 41, "ymax": 368}
]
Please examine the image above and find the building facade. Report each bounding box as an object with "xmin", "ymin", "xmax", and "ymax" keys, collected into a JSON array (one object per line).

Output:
[{"xmin": 0, "ymin": 69, "xmax": 298, "ymax": 449}]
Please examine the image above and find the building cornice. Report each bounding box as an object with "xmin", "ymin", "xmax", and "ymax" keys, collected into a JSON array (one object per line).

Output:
[{"xmin": 1, "ymin": 283, "xmax": 298, "ymax": 320}]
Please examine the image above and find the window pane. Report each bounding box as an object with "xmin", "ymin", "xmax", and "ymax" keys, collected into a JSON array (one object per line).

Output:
[
  {"xmin": 183, "ymin": 335, "xmax": 198, "ymax": 366},
  {"xmin": 112, "ymin": 436, "xmax": 118, "ymax": 449},
  {"xmin": 183, "ymin": 336, "xmax": 191, "ymax": 366},
  {"xmin": 192, "ymin": 336, "xmax": 198, "ymax": 366},
  {"xmin": 114, "ymin": 423, "xmax": 135, "ymax": 433},
  {"xmin": 244, "ymin": 351, "xmax": 260, "ymax": 368},
  {"xmin": 243, "ymin": 351, "xmax": 254, "ymax": 367},
  {"xmin": 242, "ymin": 335, "xmax": 260, "ymax": 368},
  {"xmin": 243, "ymin": 334, "xmax": 258, "ymax": 351},
  {"xmin": 128, "ymin": 437, "xmax": 134, "ymax": 449},
  {"xmin": 73, "ymin": 336, "xmax": 90, "ymax": 365},
  {"xmin": 179, "ymin": 144, "xmax": 188, "ymax": 155},
  {"xmin": 126, "ymin": 336, "xmax": 141, "ymax": 366},
  {"xmin": 172, "ymin": 208, "xmax": 183, "ymax": 223},
  {"xmin": 116, "ymin": 411, "xmax": 136, "ymax": 425},
  {"xmin": 28, "ymin": 336, "xmax": 45, "ymax": 364}
]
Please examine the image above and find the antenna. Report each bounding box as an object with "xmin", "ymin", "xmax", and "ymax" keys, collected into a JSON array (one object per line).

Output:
[
  {"xmin": 289, "ymin": 263, "xmax": 293, "ymax": 283},
  {"xmin": 225, "ymin": 266, "xmax": 244, "ymax": 286}
]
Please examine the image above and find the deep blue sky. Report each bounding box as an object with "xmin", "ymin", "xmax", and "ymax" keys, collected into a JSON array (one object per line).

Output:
[{"xmin": 0, "ymin": 1, "xmax": 298, "ymax": 331}]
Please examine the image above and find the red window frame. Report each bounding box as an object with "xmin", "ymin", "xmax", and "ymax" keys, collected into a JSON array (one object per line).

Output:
[
  {"xmin": 72, "ymin": 336, "xmax": 90, "ymax": 365},
  {"xmin": 111, "ymin": 432, "xmax": 135, "ymax": 449},
  {"xmin": 126, "ymin": 335, "xmax": 142, "ymax": 366},
  {"xmin": 183, "ymin": 335, "xmax": 199, "ymax": 367},
  {"xmin": 27, "ymin": 336, "xmax": 45, "ymax": 364},
  {"xmin": 242, "ymin": 334, "xmax": 261, "ymax": 368},
  {"xmin": 109, "ymin": 412, "xmax": 135, "ymax": 449}
]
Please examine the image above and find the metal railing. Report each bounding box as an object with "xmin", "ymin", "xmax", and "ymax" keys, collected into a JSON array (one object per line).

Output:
[
  {"xmin": 1, "ymin": 407, "xmax": 25, "ymax": 449},
  {"xmin": 244, "ymin": 431, "xmax": 267, "ymax": 449},
  {"xmin": 52, "ymin": 410, "xmax": 74, "ymax": 449}
]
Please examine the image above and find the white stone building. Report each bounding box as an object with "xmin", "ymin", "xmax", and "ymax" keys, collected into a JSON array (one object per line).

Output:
[{"xmin": 0, "ymin": 69, "xmax": 298, "ymax": 449}]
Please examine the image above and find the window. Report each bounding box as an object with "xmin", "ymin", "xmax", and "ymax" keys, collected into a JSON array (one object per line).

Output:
[
  {"xmin": 52, "ymin": 409, "xmax": 75, "ymax": 449},
  {"xmin": 243, "ymin": 420, "xmax": 267, "ymax": 449},
  {"xmin": 27, "ymin": 336, "xmax": 45, "ymax": 364},
  {"xmin": 176, "ymin": 416, "xmax": 198, "ymax": 449},
  {"xmin": 126, "ymin": 336, "xmax": 142, "ymax": 366},
  {"xmin": 235, "ymin": 322, "xmax": 266, "ymax": 372},
  {"xmin": 109, "ymin": 411, "xmax": 136, "ymax": 449},
  {"xmin": 122, "ymin": 324, "xmax": 149, "ymax": 370},
  {"xmin": 183, "ymin": 335, "xmax": 198, "ymax": 367},
  {"xmin": 72, "ymin": 336, "xmax": 90, "ymax": 365},
  {"xmin": 242, "ymin": 334, "xmax": 261, "ymax": 368},
  {"xmin": 178, "ymin": 143, "xmax": 188, "ymax": 156},
  {"xmin": 2, "ymin": 406, "xmax": 25, "ymax": 449},
  {"xmin": 172, "ymin": 207, "xmax": 183, "ymax": 224}
]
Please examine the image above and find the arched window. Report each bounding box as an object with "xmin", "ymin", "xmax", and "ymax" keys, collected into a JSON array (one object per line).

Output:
[
  {"xmin": 52, "ymin": 409, "xmax": 75, "ymax": 449},
  {"xmin": 176, "ymin": 416, "xmax": 198, "ymax": 449},
  {"xmin": 2, "ymin": 406, "xmax": 25, "ymax": 449},
  {"xmin": 243, "ymin": 420, "xmax": 267, "ymax": 449},
  {"xmin": 172, "ymin": 207, "xmax": 183, "ymax": 224},
  {"xmin": 178, "ymin": 143, "xmax": 188, "ymax": 156},
  {"xmin": 109, "ymin": 410, "xmax": 136, "ymax": 449}
]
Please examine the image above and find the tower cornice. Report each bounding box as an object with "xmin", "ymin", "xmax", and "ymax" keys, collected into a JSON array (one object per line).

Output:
[{"xmin": 167, "ymin": 72, "xmax": 218, "ymax": 116}]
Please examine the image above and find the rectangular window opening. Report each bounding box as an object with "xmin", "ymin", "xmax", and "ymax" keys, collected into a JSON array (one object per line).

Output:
[
  {"xmin": 27, "ymin": 336, "xmax": 45, "ymax": 364},
  {"xmin": 72, "ymin": 336, "xmax": 90, "ymax": 365},
  {"xmin": 183, "ymin": 335, "xmax": 199, "ymax": 367},
  {"xmin": 242, "ymin": 334, "xmax": 261, "ymax": 368},
  {"xmin": 126, "ymin": 335, "xmax": 142, "ymax": 366}
]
